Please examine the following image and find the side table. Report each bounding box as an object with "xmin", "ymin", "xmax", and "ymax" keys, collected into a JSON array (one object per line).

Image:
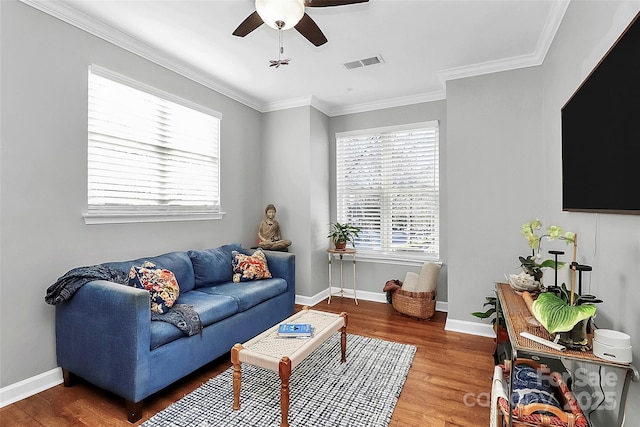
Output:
[{"xmin": 327, "ymin": 249, "xmax": 358, "ymax": 305}]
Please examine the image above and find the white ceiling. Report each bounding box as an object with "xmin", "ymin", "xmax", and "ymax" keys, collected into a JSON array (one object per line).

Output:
[{"xmin": 23, "ymin": 0, "xmax": 569, "ymax": 116}]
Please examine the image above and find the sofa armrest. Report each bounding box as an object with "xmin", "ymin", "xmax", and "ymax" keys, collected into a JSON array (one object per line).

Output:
[
  {"xmin": 262, "ymin": 250, "xmax": 295, "ymax": 302},
  {"xmin": 55, "ymin": 280, "xmax": 151, "ymax": 402}
]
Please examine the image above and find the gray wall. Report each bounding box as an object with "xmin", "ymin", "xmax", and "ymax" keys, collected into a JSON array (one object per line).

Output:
[
  {"xmin": 309, "ymin": 108, "xmax": 331, "ymax": 297},
  {"xmin": 540, "ymin": 1, "xmax": 640, "ymax": 422},
  {"xmin": 445, "ymin": 1, "xmax": 639, "ymax": 421},
  {"xmin": 0, "ymin": 1, "xmax": 263, "ymax": 387},
  {"xmin": 446, "ymin": 66, "xmax": 544, "ymax": 323},
  {"xmin": 261, "ymin": 106, "xmax": 331, "ymax": 299}
]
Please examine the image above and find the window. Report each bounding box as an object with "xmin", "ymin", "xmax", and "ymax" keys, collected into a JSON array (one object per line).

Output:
[
  {"xmin": 335, "ymin": 121, "xmax": 439, "ymax": 262},
  {"xmin": 85, "ymin": 65, "xmax": 222, "ymax": 224}
]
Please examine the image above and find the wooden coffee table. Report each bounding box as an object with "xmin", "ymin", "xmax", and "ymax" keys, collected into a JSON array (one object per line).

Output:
[{"xmin": 231, "ymin": 307, "xmax": 348, "ymax": 427}]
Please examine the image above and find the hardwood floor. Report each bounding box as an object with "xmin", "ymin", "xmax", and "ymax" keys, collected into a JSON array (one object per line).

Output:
[{"xmin": 1, "ymin": 299, "xmax": 496, "ymax": 426}]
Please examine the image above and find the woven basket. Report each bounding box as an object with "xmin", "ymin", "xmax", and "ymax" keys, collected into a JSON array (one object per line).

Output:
[
  {"xmin": 495, "ymin": 358, "xmax": 588, "ymax": 427},
  {"xmin": 392, "ymin": 289, "xmax": 436, "ymax": 320}
]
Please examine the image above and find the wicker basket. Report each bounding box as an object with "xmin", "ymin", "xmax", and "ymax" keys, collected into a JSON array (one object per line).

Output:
[
  {"xmin": 494, "ymin": 358, "xmax": 588, "ymax": 427},
  {"xmin": 392, "ymin": 289, "xmax": 436, "ymax": 320}
]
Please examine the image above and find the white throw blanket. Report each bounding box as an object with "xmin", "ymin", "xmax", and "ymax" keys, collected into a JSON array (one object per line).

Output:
[{"xmin": 490, "ymin": 365, "xmax": 508, "ymax": 427}]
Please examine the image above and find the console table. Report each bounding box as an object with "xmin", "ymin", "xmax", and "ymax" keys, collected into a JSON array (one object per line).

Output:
[
  {"xmin": 327, "ymin": 249, "xmax": 358, "ymax": 305},
  {"xmin": 495, "ymin": 282, "xmax": 638, "ymax": 427}
]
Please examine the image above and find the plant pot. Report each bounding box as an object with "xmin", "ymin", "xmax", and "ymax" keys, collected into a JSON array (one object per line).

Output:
[
  {"xmin": 495, "ymin": 324, "xmax": 510, "ymax": 345},
  {"xmin": 334, "ymin": 241, "xmax": 347, "ymax": 250},
  {"xmin": 554, "ymin": 318, "xmax": 592, "ymax": 351}
]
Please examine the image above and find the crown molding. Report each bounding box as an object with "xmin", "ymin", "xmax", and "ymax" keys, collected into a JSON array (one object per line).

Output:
[
  {"xmin": 261, "ymin": 95, "xmax": 332, "ymax": 116},
  {"xmin": 328, "ymin": 91, "xmax": 446, "ymax": 117},
  {"xmin": 20, "ymin": 0, "xmax": 569, "ymax": 116},
  {"xmin": 439, "ymin": 51, "xmax": 542, "ymax": 85},
  {"xmin": 309, "ymin": 96, "xmax": 333, "ymax": 116},
  {"xmin": 261, "ymin": 92, "xmax": 446, "ymax": 117},
  {"xmin": 19, "ymin": 0, "xmax": 263, "ymax": 111},
  {"xmin": 439, "ymin": 0, "xmax": 570, "ymax": 85},
  {"xmin": 264, "ymin": 0, "xmax": 569, "ymax": 115},
  {"xmin": 535, "ymin": 0, "xmax": 571, "ymax": 63}
]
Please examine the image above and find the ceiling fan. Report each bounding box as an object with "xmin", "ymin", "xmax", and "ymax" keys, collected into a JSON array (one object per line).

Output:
[{"xmin": 233, "ymin": 0, "xmax": 369, "ymax": 47}]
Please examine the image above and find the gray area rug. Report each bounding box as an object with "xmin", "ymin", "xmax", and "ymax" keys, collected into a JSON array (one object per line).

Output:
[{"xmin": 143, "ymin": 333, "xmax": 416, "ymax": 427}]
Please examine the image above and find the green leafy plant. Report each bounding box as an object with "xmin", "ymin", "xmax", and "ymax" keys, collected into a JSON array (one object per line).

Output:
[
  {"xmin": 327, "ymin": 222, "xmax": 361, "ymax": 248},
  {"xmin": 531, "ymin": 292, "xmax": 598, "ymax": 334},
  {"xmin": 538, "ymin": 283, "xmax": 602, "ymax": 348},
  {"xmin": 518, "ymin": 256, "xmax": 558, "ymax": 282},
  {"xmin": 471, "ymin": 294, "xmax": 508, "ymax": 343},
  {"xmin": 471, "ymin": 295, "xmax": 498, "ymax": 325}
]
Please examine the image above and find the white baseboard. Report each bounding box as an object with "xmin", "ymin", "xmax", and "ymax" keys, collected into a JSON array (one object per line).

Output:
[
  {"xmin": 296, "ymin": 289, "xmax": 449, "ymax": 313},
  {"xmin": 2, "ymin": 291, "xmax": 449, "ymax": 408},
  {"xmin": 444, "ymin": 318, "xmax": 496, "ymax": 338},
  {"xmin": 296, "ymin": 287, "xmax": 387, "ymax": 306},
  {"xmin": 436, "ymin": 301, "xmax": 448, "ymax": 312},
  {"xmin": 0, "ymin": 367, "xmax": 63, "ymax": 408}
]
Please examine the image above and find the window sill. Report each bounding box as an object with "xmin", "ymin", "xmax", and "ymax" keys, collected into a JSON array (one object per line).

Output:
[
  {"xmin": 353, "ymin": 251, "xmax": 441, "ymax": 267},
  {"xmin": 83, "ymin": 211, "xmax": 225, "ymax": 225}
]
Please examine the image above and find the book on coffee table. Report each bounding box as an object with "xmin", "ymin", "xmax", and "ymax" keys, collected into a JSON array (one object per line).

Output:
[{"xmin": 278, "ymin": 323, "xmax": 313, "ymax": 337}]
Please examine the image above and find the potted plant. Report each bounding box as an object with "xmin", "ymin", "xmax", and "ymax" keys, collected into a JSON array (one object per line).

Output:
[
  {"xmin": 540, "ymin": 282, "xmax": 602, "ymax": 350},
  {"xmin": 471, "ymin": 294, "xmax": 509, "ymax": 344},
  {"xmin": 519, "ymin": 219, "xmax": 602, "ymax": 350},
  {"xmin": 327, "ymin": 222, "xmax": 361, "ymax": 250}
]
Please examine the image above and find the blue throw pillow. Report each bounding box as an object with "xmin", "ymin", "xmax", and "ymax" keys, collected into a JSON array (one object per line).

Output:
[{"xmin": 188, "ymin": 244, "xmax": 243, "ymax": 287}]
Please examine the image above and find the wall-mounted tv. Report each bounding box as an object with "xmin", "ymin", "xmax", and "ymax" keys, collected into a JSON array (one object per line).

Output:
[{"xmin": 561, "ymin": 12, "xmax": 640, "ymax": 215}]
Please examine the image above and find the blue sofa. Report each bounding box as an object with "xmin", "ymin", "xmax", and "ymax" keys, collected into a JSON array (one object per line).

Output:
[{"xmin": 54, "ymin": 244, "xmax": 295, "ymax": 422}]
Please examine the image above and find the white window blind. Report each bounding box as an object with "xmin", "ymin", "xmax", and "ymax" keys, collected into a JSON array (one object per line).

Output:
[
  {"xmin": 87, "ymin": 66, "xmax": 221, "ymax": 222},
  {"xmin": 336, "ymin": 121, "xmax": 439, "ymax": 260}
]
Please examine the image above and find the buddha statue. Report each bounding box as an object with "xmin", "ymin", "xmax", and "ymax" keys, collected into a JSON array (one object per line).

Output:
[{"xmin": 257, "ymin": 204, "xmax": 291, "ymax": 251}]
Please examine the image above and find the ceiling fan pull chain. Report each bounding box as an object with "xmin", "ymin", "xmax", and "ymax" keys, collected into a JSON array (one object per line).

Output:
[
  {"xmin": 269, "ymin": 19, "xmax": 291, "ymax": 68},
  {"xmin": 279, "ymin": 27, "xmax": 284, "ymax": 58},
  {"xmin": 269, "ymin": 22, "xmax": 291, "ymax": 68}
]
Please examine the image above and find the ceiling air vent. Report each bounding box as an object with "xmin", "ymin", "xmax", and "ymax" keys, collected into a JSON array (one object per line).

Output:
[{"xmin": 343, "ymin": 55, "xmax": 385, "ymax": 70}]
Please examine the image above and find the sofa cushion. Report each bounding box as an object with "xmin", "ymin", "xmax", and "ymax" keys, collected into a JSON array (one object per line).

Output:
[
  {"xmin": 188, "ymin": 244, "xmax": 243, "ymax": 288},
  {"xmin": 195, "ymin": 278, "xmax": 287, "ymax": 312},
  {"xmin": 177, "ymin": 291, "xmax": 239, "ymax": 327},
  {"xmin": 149, "ymin": 291, "xmax": 239, "ymax": 349},
  {"xmin": 232, "ymin": 249, "xmax": 272, "ymax": 283},
  {"xmin": 128, "ymin": 261, "xmax": 179, "ymax": 314},
  {"xmin": 103, "ymin": 251, "xmax": 196, "ymax": 292}
]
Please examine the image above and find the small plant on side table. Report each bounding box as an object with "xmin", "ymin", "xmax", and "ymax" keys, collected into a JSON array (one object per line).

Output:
[{"xmin": 328, "ymin": 222, "xmax": 361, "ymax": 250}]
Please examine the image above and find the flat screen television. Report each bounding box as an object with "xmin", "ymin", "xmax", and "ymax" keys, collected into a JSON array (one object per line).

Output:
[{"xmin": 561, "ymin": 12, "xmax": 640, "ymax": 215}]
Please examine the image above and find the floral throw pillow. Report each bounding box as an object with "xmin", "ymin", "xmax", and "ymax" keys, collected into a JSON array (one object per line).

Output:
[
  {"xmin": 232, "ymin": 249, "xmax": 272, "ymax": 283},
  {"xmin": 129, "ymin": 261, "xmax": 180, "ymax": 314}
]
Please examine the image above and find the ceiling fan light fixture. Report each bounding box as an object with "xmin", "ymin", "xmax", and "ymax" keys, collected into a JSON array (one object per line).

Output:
[{"xmin": 255, "ymin": 0, "xmax": 305, "ymax": 31}]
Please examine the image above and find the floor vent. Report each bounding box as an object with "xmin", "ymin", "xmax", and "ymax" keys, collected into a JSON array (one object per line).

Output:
[{"xmin": 343, "ymin": 55, "xmax": 385, "ymax": 70}]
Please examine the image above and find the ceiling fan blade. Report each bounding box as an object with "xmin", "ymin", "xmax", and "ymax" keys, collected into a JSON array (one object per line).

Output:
[
  {"xmin": 304, "ymin": 0, "xmax": 368, "ymax": 7},
  {"xmin": 232, "ymin": 11, "xmax": 264, "ymax": 37},
  {"xmin": 295, "ymin": 13, "xmax": 328, "ymax": 46}
]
